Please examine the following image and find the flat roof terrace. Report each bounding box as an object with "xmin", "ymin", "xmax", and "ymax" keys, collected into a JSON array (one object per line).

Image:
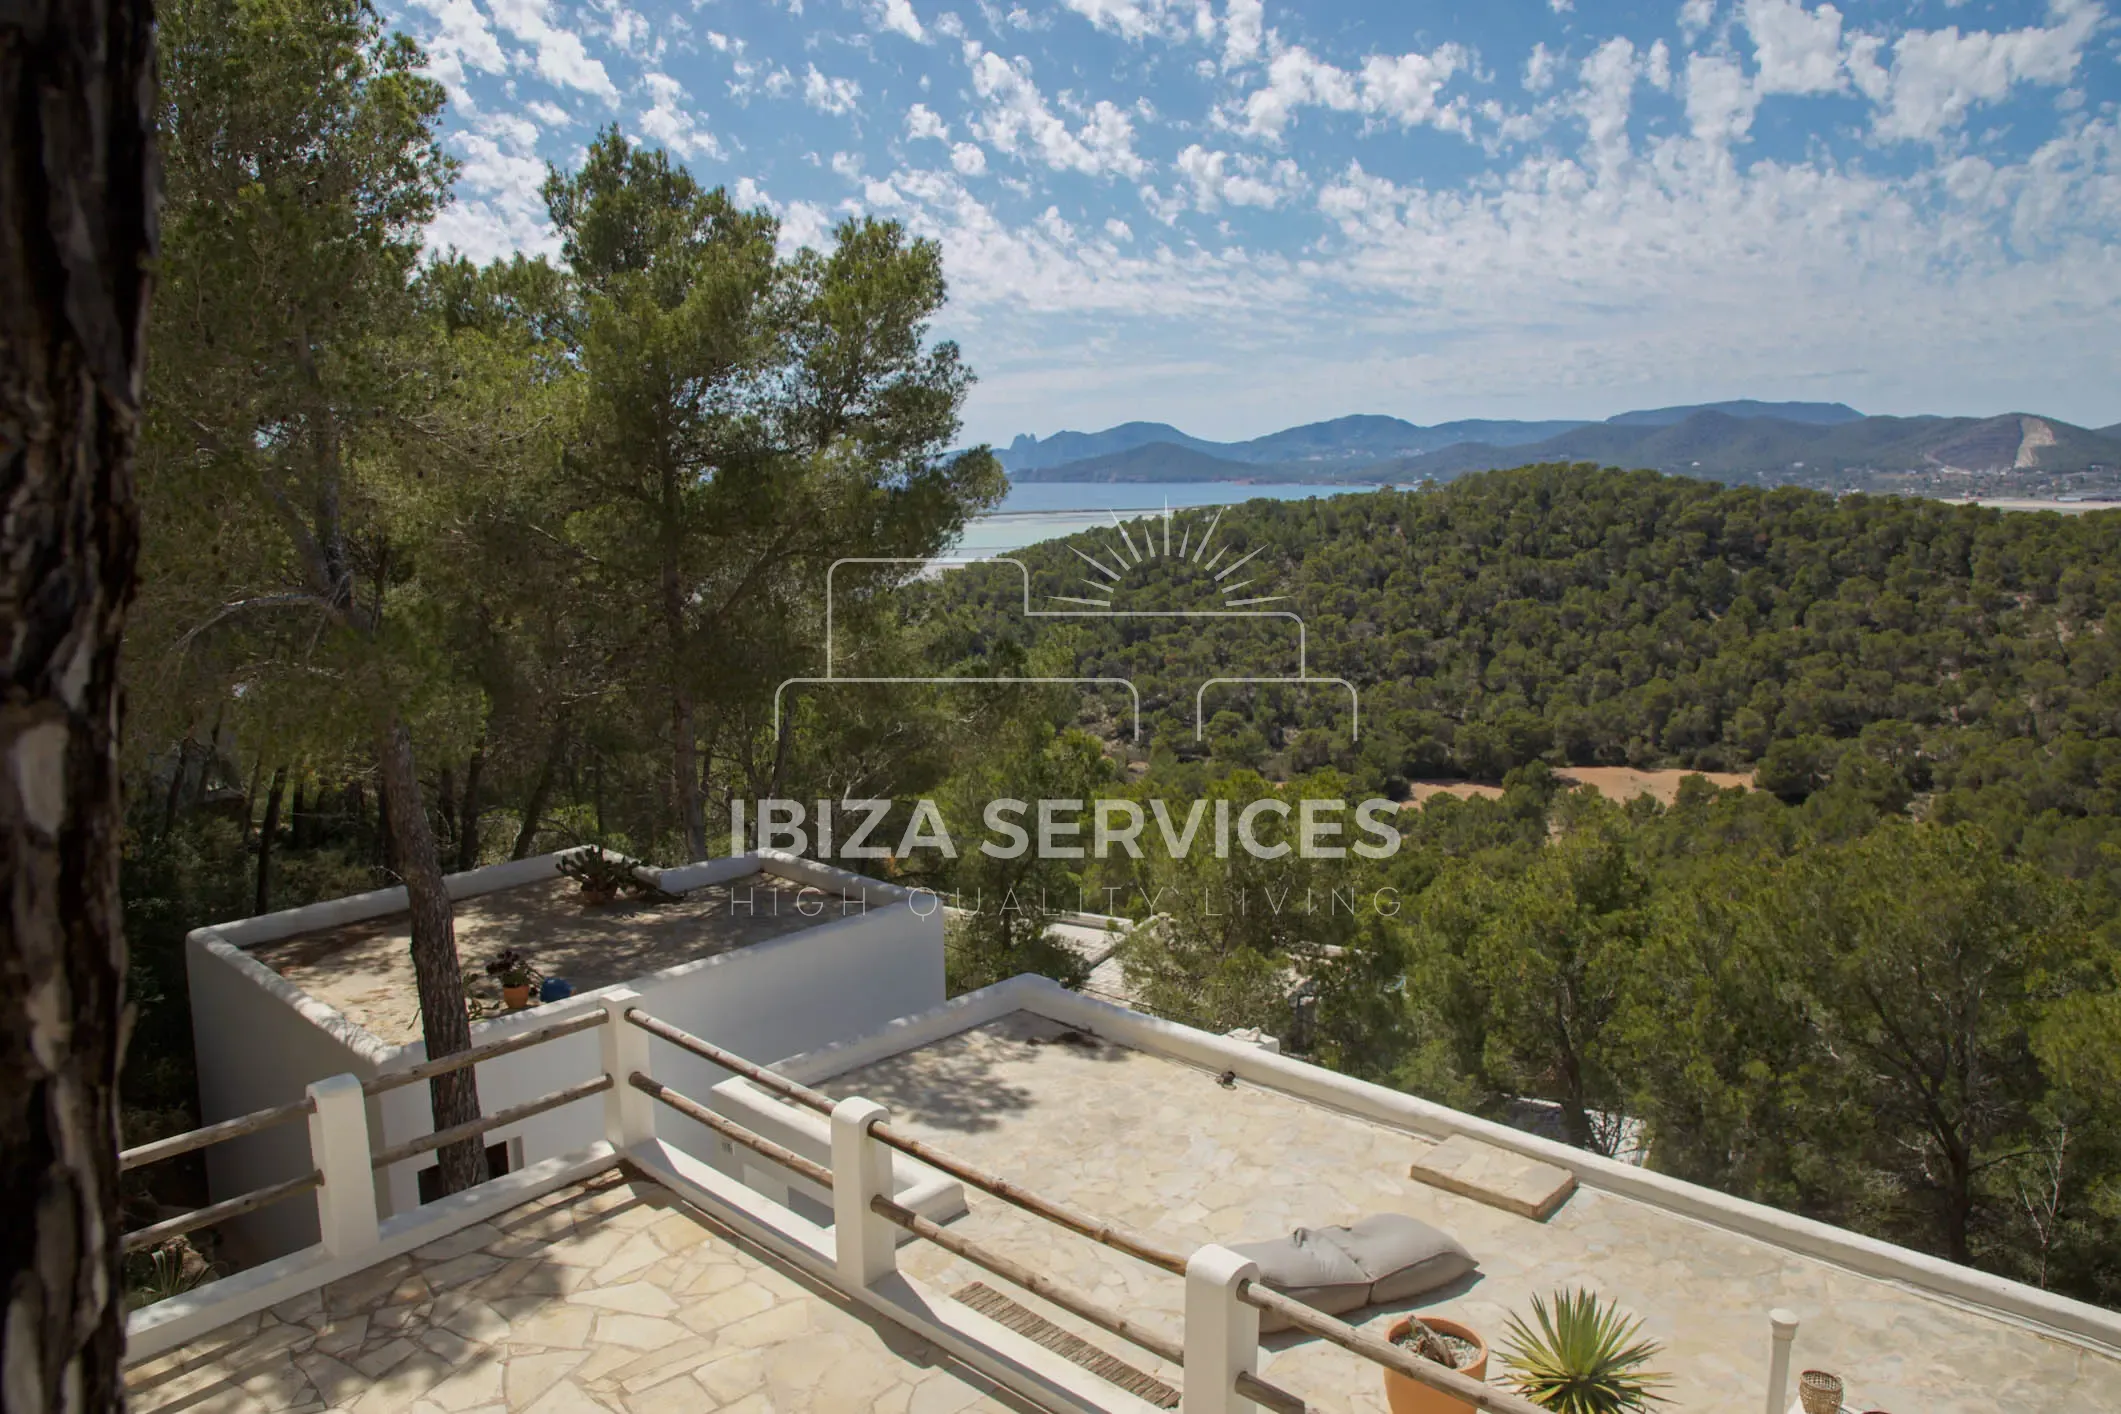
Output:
[
  {"xmin": 825, "ymin": 1012, "xmax": 2121, "ymax": 1414},
  {"xmin": 124, "ymin": 1170, "xmax": 1030, "ymax": 1414},
  {"xmin": 250, "ymin": 872, "xmax": 864, "ymax": 1046}
]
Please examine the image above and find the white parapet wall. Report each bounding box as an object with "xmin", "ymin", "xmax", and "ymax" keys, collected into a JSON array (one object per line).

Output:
[
  {"xmin": 773, "ymin": 972, "xmax": 2121, "ymax": 1360},
  {"xmin": 184, "ymin": 849, "xmax": 944, "ymax": 1260}
]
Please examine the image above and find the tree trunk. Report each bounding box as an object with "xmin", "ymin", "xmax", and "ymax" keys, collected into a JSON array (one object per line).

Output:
[
  {"xmin": 161, "ymin": 734, "xmax": 190, "ymax": 838},
  {"xmin": 0, "ymin": 0, "xmax": 155, "ymax": 1406},
  {"xmin": 288, "ymin": 776, "xmax": 309, "ymax": 849},
  {"xmin": 254, "ymin": 765, "xmax": 287, "ymax": 916},
  {"xmin": 377, "ymin": 721, "xmax": 488, "ymax": 1195},
  {"xmin": 375, "ymin": 766, "xmax": 395, "ymax": 873},
  {"xmin": 661, "ymin": 524, "xmax": 705, "ymax": 860},
  {"xmin": 511, "ymin": 718, "xmax": 566, "ymax": 860},
  {"xmin": 765, "ymin": 704, "xmax": 797, "ymax": 804},
  {"xmin": 436, "ymin": 764, "xmax": 456, "ymax": 862},
  {"xmin": 455, "ymin": 746, "xmax": 482, "ymax": 873}
]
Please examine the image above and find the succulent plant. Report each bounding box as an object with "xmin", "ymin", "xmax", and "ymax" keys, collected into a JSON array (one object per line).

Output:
[{"xmin": 1499, "ymin": 1289, "xmax": 1671, "ymax": 1414}]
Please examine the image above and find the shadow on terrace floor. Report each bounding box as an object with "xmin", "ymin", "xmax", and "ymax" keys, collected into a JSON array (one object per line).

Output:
[
  {"xmin": 826, "ymin": 1010, "xmax": 1130, "ymax": 1136},
  {"xmin": 124, "ymin": 1167, "xmax": 1035, "ymax": 1414}
]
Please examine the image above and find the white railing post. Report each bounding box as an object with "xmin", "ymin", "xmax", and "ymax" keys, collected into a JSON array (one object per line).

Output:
[
  {"xmin": 601, "ymin": 989, "xmax": 655, "ymax": 1151},
  {"xmin": 830, "ymin": 1096, "xmax": 896, "ymax": 1287},
  {"xmin": 1183, "ymin": 1244, "xmax": 1260, "ymax": 1414},
  {"xmin": 307, "ymin": 1074, "xmax": 379, "ymax": 1259},
  {"xmin": 1766, "ymin": 1309, "xmax": 1800, "ymax": 1414}
]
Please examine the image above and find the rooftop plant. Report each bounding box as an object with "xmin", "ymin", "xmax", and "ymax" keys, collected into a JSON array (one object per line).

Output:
[
  {"xmin": 1500, "ymin": 1289, "xmax": 1670, "ymax": 1414},
  {"xmin": 556, "ymin": 847, "xmax": 675, "ymax": 902},
  {"xmin": 484, "ymin": 948, "xmax": 540, "ymax": 989}
]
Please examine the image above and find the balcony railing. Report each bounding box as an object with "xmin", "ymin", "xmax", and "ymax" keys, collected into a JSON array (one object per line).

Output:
[
  {"xmin": 126, "ymin": 990, "xmax": 1809, "ymax": 1414},
  {"xmin": 620, "ymin": 1002, "xmax": 1548, "ymax": 1414}
]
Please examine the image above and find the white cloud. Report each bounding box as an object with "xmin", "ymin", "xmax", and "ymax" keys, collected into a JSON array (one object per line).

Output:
[
  {"xmin": 870, "ymin": 0, "xmax": 926, "ymax": 41},
  {"xmin": 951, "ymin": 142, "xmax": 989, "ymax": 175},
  {"xmin": 1524, "ymin": 42, "xmax": 1558, "ymax": 94},
  {"xmin": 1172, "ymin": 143, "xmax": 1305, "ymax": 211},
  {"xmin": 1577, "ymin": 36, "xmax": 1641, "ymax": 160},
  {"xmin": 1679, "ymin": 0, "xmax": 1717, "ymax": 41},
  {"xmin": 1235, "ymin": 41, "xmax": 1472, "ymax": 139},
  {"xmin": 731, "ymin": 176, "xmax": 833, "ymax": 255},
  {"xmin": 426, "ymin": 115, "xmax": 556, "ymax": 262},
  {"xmin": 487, "ymin": 0, "xmax": 619, "ymax": 103},
  {"xmin": 1744, "ymin": 0, "xmax": 1847, "ymax": 96},
  {"xmin": 526, "ymin": 99, "xmax": 573, "ymax": 127},
  {"xmin": 639, "ymin": 72, "xmax": 722, "ymax": 161},
  {"xmin": 1869, "ymin": 0, "xmax": 2100, "ymax": 144},
  {"xmin": 1685, "ymin": 51, "xmax": 1759, "ymax": 146},
  {"xmin": 604, "ymin": 3, "xmax": 650, "ymax": 57},
  {"xmin": 1549, "ymin": 0, "xmax": 1573, "ymax": 12},
  {"xmin": 1105, "ymin": 217, "xmax": 1134, "ymax": 241},
  {"xmin": 965, "ymin": 45, "xmax": 1148, "ymax": 178},
  {"xmin": 803, "ymin": 64, "xmax": 863, "ymax": 116},
  {"xmin": 1058, "ymin": 0, "xmax": 1211, "ymax": 42},
  {"xmin": 1222, "ymin": 0, "xmax": 1263, "ymax": 69},
  {"xmin": 409, "ymin": 0, "xmax": 507, "ymax": 100},
  {"xmin": 1646, "ymin": 39, "xmax": 1672, "ymax": 91},
  {"xmin": 906, "ymin": 103, "xmax": 949, "ymax": 140}
]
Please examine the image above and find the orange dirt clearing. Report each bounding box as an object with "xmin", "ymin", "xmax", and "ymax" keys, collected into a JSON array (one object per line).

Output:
[{"xmin": 1401, "ymin": 768, "xmax": 1754, "ymax": 809}]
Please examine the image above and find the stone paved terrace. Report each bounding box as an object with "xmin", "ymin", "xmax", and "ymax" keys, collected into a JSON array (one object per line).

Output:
[
  {"xmin": 251, "ymin": 873, "xmax": 867, "ymax": 1045},
  {"xmin": 125, "ymin": 1170, "xmax": 1031, "ymax": 1414},
  {"xmin": 829, "ymin": 1012, "xmax": 2121, "ymax": 1414}
]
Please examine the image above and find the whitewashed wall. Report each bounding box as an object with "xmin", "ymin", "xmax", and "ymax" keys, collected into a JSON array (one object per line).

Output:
[
  {"xmin": 187, "ymin": 851, "xmax": 943, "ymax": 1254},
  {"xmin": 185, "ymin": 936, "xmax": 389, "ymax": 1261}
]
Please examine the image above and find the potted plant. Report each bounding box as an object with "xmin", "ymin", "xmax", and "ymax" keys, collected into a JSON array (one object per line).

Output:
[
  {"xmin": 1383, "ymin": 1314, "xmax": 1488, "ymax": 1414},
  {"xmin": 1498, "ymin": 1289, "xmax": 1669, "ymax": 1414},
  {"xmin": 485, "ymin": 949, "xmax": 541, "ymax": 1010}
]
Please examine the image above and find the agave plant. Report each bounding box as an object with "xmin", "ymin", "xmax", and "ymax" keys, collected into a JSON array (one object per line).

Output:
[
  {"xmin": 1499, "ymin": 1289, "xmax": 1671, "ymax": 1414},
  {"xmin": 556, "ymin": 846, "xmax": 676, "ymax": 901}
]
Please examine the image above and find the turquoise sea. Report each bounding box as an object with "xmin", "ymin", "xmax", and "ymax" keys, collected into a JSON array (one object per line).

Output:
[{"xmin": 951, "ymin": 481, "xmax": 1382, "ymax": 559}]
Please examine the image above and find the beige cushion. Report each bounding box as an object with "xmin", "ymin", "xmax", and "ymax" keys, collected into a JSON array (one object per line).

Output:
[{"xmin": 1232, "ymin": 1215, "xmax": 1476, "ymax": 1332}]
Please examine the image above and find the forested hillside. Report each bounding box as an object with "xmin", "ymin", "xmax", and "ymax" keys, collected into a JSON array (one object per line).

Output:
[
  {"xmin": 910, "ymin": 468, "xmax": 2121, "ymax": 1305},
  {"xmin": 928, "ymin": 465, "xmax": 2121, "ymax": 876}
]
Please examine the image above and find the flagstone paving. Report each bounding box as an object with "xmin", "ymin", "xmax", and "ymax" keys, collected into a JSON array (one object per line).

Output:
[
  {"xmin": 830, "ymin": 1011, "xmax": 2121, "ymax": 1414},
  {"xmin": 124, "ymin": 1169, "xmax": 1031, "ymax": 1414}
]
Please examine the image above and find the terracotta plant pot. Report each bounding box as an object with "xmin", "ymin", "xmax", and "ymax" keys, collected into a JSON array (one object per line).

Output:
[
  {"xmin": 502, "ymin": 983, "xmax": 533, "ymax": 1010},
  {"xmin": 1382, "ymin": 1317, "xmax": 1488, "ymax": 1414}
]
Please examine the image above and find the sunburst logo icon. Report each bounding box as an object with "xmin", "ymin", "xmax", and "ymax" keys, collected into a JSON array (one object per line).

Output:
[{"xmin": 1049, "ymin": 503, "xmax": 1289, "ymax": 610}]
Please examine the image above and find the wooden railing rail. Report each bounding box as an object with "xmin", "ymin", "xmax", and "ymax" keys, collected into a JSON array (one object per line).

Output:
[
  {"xmin": 627, "ymin": 1068, "xmax": 1309, "ymax": 1414},
  {"xmin": 1238, "ymin": 1284, "xmax": 1547, "ymax": 1414},
  {"xmin": 623, "ymin": 1005, "xmax": 1527, "ymax": 1411},
  {"xmin": 121, "ymin": 1097, "xmax": 316, "ymax": 1173},
  {"xmin": 630, "ymin": 1073, "xmax": 833, "ymax": 1187},
  {"xmin": 621, "ymin": 1007, "xmax": 1190, "ymax": 1275},
  {"xmin": 370, "ymin": 1074, "xmax": 612, "ymax": 1170},
  {"xmin": 624, "ymin": 1008, "xmax": 836, "ymax": 1112},
  {"xmin": 364, "ymin": 1009, "xmax": 608, "ymax": 1097},
  {"xmin": 122, "ymin": 1172, "xmax": 322, "ymax": 1254}
]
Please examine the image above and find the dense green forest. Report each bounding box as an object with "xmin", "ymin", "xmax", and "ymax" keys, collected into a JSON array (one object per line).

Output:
[
  {"xmin": 119, "ymin": 0, "xmax": 2121, "ymax": 1317},
  {"xmin": 924, "ymin": 469, "xmax": 2121, "ymax": 897}
]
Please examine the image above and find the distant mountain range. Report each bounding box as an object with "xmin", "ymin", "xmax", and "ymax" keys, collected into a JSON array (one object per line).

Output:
[{"xmin": 999, "ymin": 401, "xmax": 2121, "ymax": 490}]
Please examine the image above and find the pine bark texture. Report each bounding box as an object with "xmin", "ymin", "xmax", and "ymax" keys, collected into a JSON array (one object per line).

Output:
[
  {"xmin": 0, "ymin": 0, "xmax": 156, "ymax": 1406},
  {"xmin": 376, "ymin": 722, "xmax": 488, "ymax": 1194}
]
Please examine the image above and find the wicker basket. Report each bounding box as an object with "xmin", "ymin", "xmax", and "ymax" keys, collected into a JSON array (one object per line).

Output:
[{"xmin": 1798, "ymin": 1370, "xmax": 1845, "ymax": 1414}]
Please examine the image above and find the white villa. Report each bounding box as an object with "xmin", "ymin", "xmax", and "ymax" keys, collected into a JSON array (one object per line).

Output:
[{"xmin": 125, "ymin": 848, "xmax": 2121, "ymax": 1414}]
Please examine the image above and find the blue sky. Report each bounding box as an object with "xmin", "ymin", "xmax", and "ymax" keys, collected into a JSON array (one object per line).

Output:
[{"xmin": 393, "ymin": 0, "xmax": 2121, "ymax": 444}]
